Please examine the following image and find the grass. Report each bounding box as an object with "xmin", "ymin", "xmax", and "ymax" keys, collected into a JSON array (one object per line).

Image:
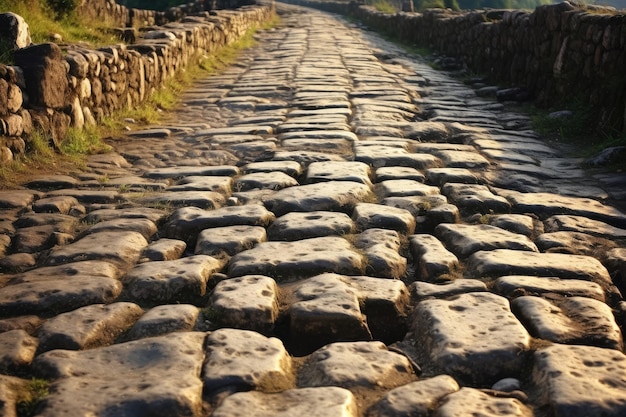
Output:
[
  {"xmin": 367, "ymin": 0, "xmax": 398, "ymax": 13},
  {"xmin": 16, "ymin": 378, "xmax": 49, "ymax": 417}
]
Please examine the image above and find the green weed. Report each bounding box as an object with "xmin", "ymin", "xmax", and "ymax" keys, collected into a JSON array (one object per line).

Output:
[{"xmin": 16, "ymin": 378, "xmax": 49, "ymax": 417}]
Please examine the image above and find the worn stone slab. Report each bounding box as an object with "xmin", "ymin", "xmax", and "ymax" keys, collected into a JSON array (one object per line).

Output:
[
  {"xmin": 355, "ymin": 145, "xmax": 442, "ymax": 170},
  {"xmin": 243, "ymin": 160, "xmax": 303, "ymax": 177},
  {"xmin": 144, "ymin": 165, "xmax": 240, "ymax": 179},
  {"xmin": 353, "ymin": 203, "xmax": 416, "ymax": 233},
  {"xmin": 408, "ymin": 292, "xmax": 530, "ymax": 385},
  {"xmin": 0, "ymin": 190, "xmax": 40, "ymax": 209},
  {"xmin": 0, "ymin": 329, "xmax": 38, "ymax": 371},
  {"xmin": 436, "ymin": 150, "xmax": 491, "ymax": 169},
  {"xmin": 212, "ymin": 387, "xmax": 357, "ymax": 417},
  {"xmin": 44, "ymin": 231, "xmax": 148, "ymax": 269},
  {"xmin": 164, "ymin": 205, "xmax": 275, "ymax": 246},
  {"xmin": 0, "ymin": 374, "xmax": 30, "ymax": 417},
  {"xmin": 383, "ymin": 195, "xmax": 448, "ymax": 216},
  {"xmin": 264, "ymin": 181, "xmax": 374, "ymax": 217},
  {"xmin": 138, "ymin": 190, "xmax": 226, "ymax": 209},
  {"xmin": 209, "ymin": 275, "xmax": 279, "ymax": 333},
  {"xmin": 410, "ymin": 279, "xmax": 488, "ymax": 300},
  {"xmin": 367, "ymin": 375, "xmax": 460, "ymax": 417},
  {"xmin": 234, "ymin": 172, "xmax": 299, "ymax": 192},
  {"xmin": 507, "ymin": 191, "xmax": 626, "ymax": 227},
  {"xmin": 354, "ymin": 228, "xmax": 407, "ymax": 279},
  {"xmin": 272, "ymin": 150, "xmax": 346, "ymax": 164},
  {"xmin": 442, "ymin": 183, "xmax": 511, "ymax": 214},
  {"xmin": 409, "ymin": 234, "xmax": 460, "ymax": 281},
  {"xmin": 12, "ymin": 224, "xmax": 72, "ymax": 253},
  {"xmin": 0, "ymin": 315, "xmax": 42, "ymax": 334},
  {"xmin": 46, "ymin": 189, "xmax": 123, "ymax": 205},
  {"xmin": 37, "ymin": 302, "xmax": 144, "ymax": 352},
  {"xmin": 299, "ymin": 341, "xmax": 416, "ymax": 390},
  {"xmin": 435, "ymin": 387, "xmax": 533, "ymax": 417},
  {"xmin": 32, "ymin": 196, "xmax": 82, "ymax": 214},
  {"xmin": 0, "ymin": 260, "xmax": 122, "ymax": 315},
  {"xmin": 14, "ymin": 213, "xmax": 78, "ymax": 229},
  {"xmin": 195, "ymin": 225, "xmax": 267, "ymax": 258},
  {"xmin": 140, "ymin": 238, "xmax": 186, "ymax": 262},
  {"xmin": 169, "ymin": 176, "xmax": 233, "ymax": 193},
  {"xmin": 124, "ymin": 255, "xmax": 225, "ymax": 304},
  {"xmin": 26, "ymin": 175, "xmax": 80, "ymax": 190},
  {"xmin": 494, "ymin": 275, "xmax": 606, "ymax": 301},
  {"xmin": 81, "ymin": 217, "xmax": 158, "ymax": 240},
  {"xmin": 375, "ymin": 166, "xmax": 425, "ymax": 182},
  {"xmin": 536, "ymin": 231, "xmax": 617, "ymax": 255},
  {"xmin": 544, "ymin": 214, "xmax": 626, "ymax": 239},
  {"xmin": 533, "ymin": 344, "xmax": 626, "ymax": 417},
  {"xmin": 33, "ymin": 332, "xmax": 206, "ymax": 417},
  {"xmin": 126, "ymin": 304, "xmax": 199, "ymax": 340},
  {"xmin": 485, "ymin": 214, "xmax": 536, "ymax": 237},
  {"xmin": 282, "ymin": 138, "xmax": 353, "ymax": 155},
  {"xmin": 425, "ymin": 168, "xmax": 480, "ymax": 186},
  {"xmin": 435, "ymin": 223, "xmax": 538, "ymax": 258},
  {"xmin": 83, "ymin": 207, "xmax": 168, "ymax": 224},
  {"xmin": 267, "ymin": 211, "xmax": 354, "ymax": 241},
  {"xmin": 203, "ymin": 328, "xmax": 293, "ymax": 393},
  {"xmin": 466, "ymin": 249, "xmax": 612, "ymax": 285},
  {"xmin": 512, "ymin": 296, "xmax": 622, "ymax": 350},
  {"xmin": 306, "ymin": 161, "xmax": 373, "ymax": 186},
  {"xmin": 377, "ymin": 180, "xmax": 440, "ymax": 198}
]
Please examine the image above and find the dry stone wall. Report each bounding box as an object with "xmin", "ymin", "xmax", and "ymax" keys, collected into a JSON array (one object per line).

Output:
[
  {"xmin": 0, "ymin": 2, "xmax": 273, "ymax": 163},
  {"xmin": 288, "ymin": 0, "xmax": 626, "ymax": 133}
]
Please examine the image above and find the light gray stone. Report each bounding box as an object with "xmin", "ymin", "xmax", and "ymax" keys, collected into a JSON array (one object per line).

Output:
[
  {"xmin": 354, "ymin": 228, "xmax": 407, "ymax": 279},
  {"xmin": 195, "ymin": 225, "xmax": 267, "ymax": 258},
  {"xmin": 83, "ymin": 207, "xmax": 168, "ymax": 224},
  {"xmin": 410, "ymin": 279, "xmax": 488, "ymax": 300},
  {"xmin": 486, "ymin": 214, "xmax": 536, "ymax": 237},
  {"xmin": 376, "ymin": 166, "xmax": 425, "ymax": 182},
  {"xmin": 409, "ymin": 234, "xmax": 460, "ymax": 281},
  {"xmin": 383, "ymin": 195, "xmax": 448, "ymax": 216},
  {"xmin": 426, "ymin": 168, "xmax": 479, "ymax": 186},
  {"xmin": 434, "ymin": 387, "xmax": 533, "ymax": 417},
  {"xmin": 353, "ymin": 203, "xmax": 416, "ymax": 233},
  {"xmin": 46, "ymin": 189, "xmax": 123, "ymax": 205},
  {"xmin": 355, "ymin": 145, "xmax": 442, "ymax": 169},
  {"xmin": 144, "ymin": 165, "xmax": 240, "ymax": 179},
  {"xmin": 494, "ymin": 275, "xmax": 606, "ymax": 301},
  {"xmin": 535, "ymin": 231, "xmax": 617, "ymax": 255},
  {"xmin": 234, "ymin": 172, "xmax": 299, "ymax": 191},
  {"xmin": 138, "ymin": 190, "xmax": 226, "ymax": 209},
  {"xmin": 169, "ymin": 176, "xmax": 233, "ymax": 194},
  {"xmin": 435, "ymin": 223, "xmax": 538, "ymax": 258},
  {"xmin": 377, "ymin": 180, "xmax": 440, "ymax": 198},
  {"xmin": 544, "ymin": 214, "xmax": 626, "ymax": 239},
  {"xmin": 442, "ymin": 183, "xmax": 511, "ymax": 214},
  {"xmin": 81, "ymin": 217, "xmax": 158, "ymax": 240},
  {"xmin": 32, "ymin": 196, "xmax": 81, "ymax": 214},
  {"xmin": 243, "ymin": 161, "xmax": 303, "ymax": 177},
  {"xmin": 306, "ymin": 161, "xmax": 373, "ymax": 186},
  {"xmin": 267, "ymin": 211, "xmax": 354, "ymax": 241},
  {"xmin": 126, "ymin": 304, "xmax": 199, "ymax": 340}
]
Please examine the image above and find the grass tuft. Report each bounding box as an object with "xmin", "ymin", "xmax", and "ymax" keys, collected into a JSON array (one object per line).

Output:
[{"xmin": 16, "ymin": 378, "xmax": 49, "ymax": 417}]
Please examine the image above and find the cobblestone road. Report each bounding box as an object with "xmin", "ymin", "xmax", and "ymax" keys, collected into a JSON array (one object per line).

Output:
[{"xmin": 2, "ymin": 4, "xmax": 626, "ymax": 417}]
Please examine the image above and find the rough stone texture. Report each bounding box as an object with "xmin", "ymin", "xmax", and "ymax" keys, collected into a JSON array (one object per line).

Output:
[
  {"xmin": 267, "ymin": 211, "xmax": 355, "ymax": 241},
  {"xmin": 408, "ymin": 292, "xmax": 530, "ymax": 385},
  {"xmin": 494, "ymin": 275, "xmax": 606, "ymax": 302},
  {"xmin": 140, "ymin": 238, "xmax": 187, "ymax": 262},
  {"xmin": 195, "ymin": 225, "xmax": 267, "ymax": 258},
  {"xmin": 441, "ymin": 183, "xmax": 511, "ymax": 214},
  {"xmin": 434, "ymin": 388, "xmax": 533, "ymax": 417},
  {"xmin": 306, "ymin": 161, "xmax": 373, "ymax": 186},
  {"xmin": 33, "ymin": 332, "xmax": 206, "ymax": 417},
  {"xmin": 203, "ymin": 328, "xmax": 293, "ymax": 394},
  {"xmin": 0, "ymin": 329, "xmax": 38, "ymax": 371},
  {"xmin": 533, "ymin": 344, "xmax": 626, "ymax": 417},
  {"xmin": 354, "ymin": 228, "xmax": 407, "ymax": 279},
  {"xmin": 410, "ymin": 279, "xmax": 488, "ymax": 300},
  {"xmin": 353, "ymin": 203, "xmax": 416, "ymax": 233},
  {"xmin": 126, "ymin": 304, "xmax": 199, "ymax": 340},
  {"xmin": 435, "ymin": 223, "xmax": 538, "ymax": 258},
  {"xmin": 410, "ymin": 234, "xmax": 460, "ymax": 281},
  {"xmin": 544, "ymin": 214, "xmax": 626, "ymax": 239}
]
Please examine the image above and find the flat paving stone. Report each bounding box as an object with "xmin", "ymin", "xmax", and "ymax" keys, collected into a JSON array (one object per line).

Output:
[
  {"xmin": 410, "ymin": 279, "xmax": 488, "ymax": 300},
  {"xmin": 442, "ymin": 183, "xmax": 511, "ymax": 214},
  {"xmin": 32, "ymin": 196, "xmax": 82, "ymax": 214},
  {"xmin": 544, "ymin": 214, "xmax": 626, "ymax": 239},
  {"xmin": 408, "ymin": 292, "xmax": 530, "ymax": 385},
  {"xmin": 138, "ymin": 190, "xmax": 226, "ymax": 209},
  {"xmin": 263, "ymin": 181, "xmax": 374, "ymax": 217},
  {"xmin": 367, "ymin": 375, "xmax": 460, "ymax": 417},
  {"xmin": 140, "ymin": 238, "xmax": 187, "ymax": 262},
  {"xmin": 353, "ymin": 203, "xmax": 416, "ymax": 233},
  {"xmin": 46, "ymin": 189, "xmax": 123, "ymax": 205},
  {"xmin": 169, "ymin": 176, "xmax": 233, "ymax": 193},
  {"xmin": 267, "ymin": 211, "xmax": 355, "ymax": 241},
  {"xmin": 354, "ymin": 228, "xmax": 408, "ymax": 279},
  {"xmin": 355, "ymin": 146, "xmax": 442, "ymax": 170},
  {"xmin": 81, "ymin": 218, "xmax": 158, "ymax": 240},
  {"xmin": 126, "ymin": 304, "xmax": 199, "ymax": 340},
  {"xmin": 0, "ymin": 329, "xmax": 38, "ymax": 371},
  {"xmin": 82, "ymin": 207, "xmax": 169, "ymax": 224},
  {"xmin": 436, "ymin": 150, "xmax": 491, "ymax": 169},
  {"xmin": 33, "ymin": 332, "xmax": 206, "ymax": 417},
  {"xmin": 0, "ymin": 261, "xmax": 122, "ymax": 315},
  {"xmin": 378, "ymin": 180, "xmax": 440, "ymax": 198},
  {"xmin": 532, "ymin": 344, "xmax": 626, "ymax": 417},
  {"xmin": 124, "ymin": 255, "xmax": 225, "ymax": 304},
  {"xmin": 486, "ymin": 214, "xmax": 536, "ymax": 237},
  {"xmin": 306, "ymin": 161, "xmax": 373, "ymax": 186},
  {"xmin": 37, "ymin": 302, "xmax": 144, "ymax": 352},
  {"xmin": 375, "ymin": 166, "xmax": 426, "ymax": 182},
  {"xmin": 203, "ymin": 328, "xmax": 293, "ymax": 394},
  {"xmin": 466, "ymin": 249, "xmax": 612, "ymax": 285},
  {"xmin": 0, "ymin": 190, "xmax": 40, "ymax": 209},
  {"xmin": 195, "ymin": 225, "xmax": 267, "ymax": 258},
  {"xmin": 535, "ymin": 231, "xmax": 617, "ymax": 256},
  {"xmin": 242, "ymin": 160, "xmax": 303, "ymax": 177},
  {"xmin": 209, "ymin": 275, "xmax": 279, "ymax": 333},
  {"xmin": 382, "ymin": 195, "xmax": 449, "ymax": 216},
  {"xmin": 512, "ymin": 295, "xmax": 622, "ymax": 350},
  {"xmin": 144, "ymin": 165, "xmax": 240, "ymax": 179},
  {"xmin": 425, "ymin": 168, "xmax": 480, "ymax": 186},
  {"xmin": 409, "ymin": 234, "xmax": 460, "ymax": 281},
  {"xmin": 434, "ymin": 387, "xmax": 533, "ymax": 417},
  {"xmin": 434, "ymin": 223, "xmax": 538, "ymax": 258},
  {"xmin": 43, "ymin": 231, "xmax": 148, "ymax": 269},
  {"xmin": 494, "ymin": 275, "xmax": 606, "ymax": 301},
  {"xmin": 234, "ymin": 172, "xmax": 299, "ymax": 191},
  {"xmin": 212, "ymin": 387, "xmax": 357, "ymax": 417}
]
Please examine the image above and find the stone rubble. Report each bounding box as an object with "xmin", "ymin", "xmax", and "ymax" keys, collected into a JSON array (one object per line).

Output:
[{"xmin": 1, "ymin": 4, "xmax": 626, "ymax": 417}]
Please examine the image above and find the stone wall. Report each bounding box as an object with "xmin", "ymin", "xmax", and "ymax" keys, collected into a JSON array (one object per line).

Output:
[
  {"xmin": 288, "ymin": 0, "xmax": 626, "ymax": 133},
  {"xmin": 0, "ymin": 2, "xmax": 274, "ymax": 163}
]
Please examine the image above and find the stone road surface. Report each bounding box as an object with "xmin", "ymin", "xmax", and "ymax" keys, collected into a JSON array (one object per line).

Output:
[{"xmin": 2, "ymin": 3, "xmax": 626, "ymax": 417}]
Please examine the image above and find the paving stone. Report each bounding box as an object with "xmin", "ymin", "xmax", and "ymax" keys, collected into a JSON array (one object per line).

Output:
[
  {"xmin": 272, "ymin": 150, "xmax": 346, "ymax": 163},
  {"xmin": 544, "ymin": 214, "xmax": 626, "ymax": 239},
  {"xmin": 485, "ymin": 214, "xmax": 536, "ymax": 237},
  {"xmin": 0, "ymin": 190, "xmax": 40, "ymax": 209},
  {"xmin": 382, "ymin": 195, "xmax": 448, "ymax": 216},
  {"xmin": 209, "ymin": 275, "xmax": 278, "ymax": 333},
  {"xmin": 234, "ymin": 172, "xmax": 299, "ymax": 191},
  {"xmin": 195, "ymin": 225, "xmax": 267, "ymax": 258},
  {"xmin": 494, "ymin": 275, "xmax": 606, "ymax": 301},
  {"xmin": 81, "ymin": 217, "xmax": 158, "ymax": 240},
  {"xmin": 298, "ymin": 341, "xmax": 416, "ymax": 391},
  {"xmin": 442, "ymin": 183, "xmax": 511, "ymax": 214},
  {"xmin": 12, "ymin": 224, "xmax": 72, "ymax": 253},
  {"xmin": 0, "ymin": 261, "xmax": 122, "ymax": 315},
  {"xmin": 37, "ymin": 302, "xmax": 144, "ymax": 352},
  {"xmin": 124, "ymin": 255, "xmax": 225, "ymax": 304},
  {"xmin": 0, "ymin": 315, "xmax": 42, "ymax": 334},
  {"xmin": 435, "ymin": 223, "xmax": 538, "ymax": 258},
  {"xmin": 377, "ymin": 180, "xmax": 440, "ymax": 198},
  {"xmin": 32, "ymin": 196, "xmax": 82, "ymax": 214},
  {"xmin": 353, "ymin": 203, "xmax": 416, "ymax": 233},
  {"xmin": 436, "ymin": 150, "xmax": 491, "ymax": 169},
  {"xmin": 144, "ymin": 165, "xmax": 240, "ymax": 179},
  {"xmin": 264, "ymin": 181, "xmax": 374, "ymax": 217},
  {"xmin": 408, "ymin": 292, "xmax": 530, "ymax": 385},
  {"xmin": 242, "ymin": 160, "xmax": 303, "ymax": 177},
  {"xmin": 410, "ymin": 279, "xmax": 488, "ymax": 300},
  {"xmin": 425, "ymin": 168, "xmax": 480, "ymax": 186},
  {"xmin": 536, "ymin": 231, "xmax": 617, "ymax": 255},
  {"xmin": 375, "ymin": 166, "xmax": 426, "ymax": 182},
  {"xmin": 138, "ymin": 190, "xmax": 226, "ymax": 209},
  {"xmin": 169, "ymin": 176, "xmax": 233, "ymax": 193},
  {"xmin": 82, "ymin": 207, "xmax": 169, "ymax": 224},
  {"xmin": 507, "ymin": 191, "xmax": 626, "ymax": 227},
  {"xmin": 282, "ymin": 138, "xmax": 353, "ymax": 155},
  {"xmin": 212, "ymin": 387, "xmax": 357, "ymax": 417},
  {"xmin": 532, "ymin": 344, "xmax": 626, "ymax": 417},
  {"xmin": 0, "ymin": 329, "xmax": 38, "ymax": 371},
  {"xmin": 25, "ymin": 175, "xmax": 80, "ymax": 190},
  {"xmin": 164, "ymin": 205, "xmax": 276, "ymax": 246},
  {"xmin": 140, "ymin": 238, "xmax": 187, "ymax": 262},
  {"xmin": 126, "ymin": 304, "xmax": 199, "ymax": 340},
  {"xmin": 43, "ymin": 231, "xmax": 148, "ymax": 269},
  {"xmin": 267, "ymin": 211, "xmax": 355, "ymax": 241},
  {"xmin": 511, "ymin": 296, "xmax": 622, "ymax": 350},
  {"xmin": 367, "ymin": 375, "xmax": 460, "ymax": 417},
  {"xmin": 0, "ymin": 234, "xmax": 10, "ymax": 257},
  {"xmin": 0, "ymin": 374, "xmax": 30, "ymax": 417},
  {"xmin": 466, "ymin": 249, "xmax": 612, "ymax": 285},
  {"xmin": 306, "ymin": 161, "xmax": 373, "ymax": 186},
  {"xmin": 33, "ymin": 332, "xmax": 206, "ymax": 417},
  {"xmin": 355, "ymin": 145, "xmax": 442, "ymax": 170},
  {"xmin": 203, "ymin": 328, "xmax": 293, "ymax": 394},
  {"xmin": 409, "ymin": 234, "xmax": 460, "ymax": 281},
  {"xmin": 46, "ymin": 189, "xmax": 123, "ymax": 205},
  {"xmin": 354, "ymin": 228, "xmax": 407, "ymax": 279},
  {"xmin": 434, "ymin": 387, "xmax": 533, "ymax": 417},
  {"xmin": 13, "ymin": 213, "xmax": 78, "ymax": 229},
  {"xmin": 0, "ymin": 252, "xmax": 37, "ymax": 273}
]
